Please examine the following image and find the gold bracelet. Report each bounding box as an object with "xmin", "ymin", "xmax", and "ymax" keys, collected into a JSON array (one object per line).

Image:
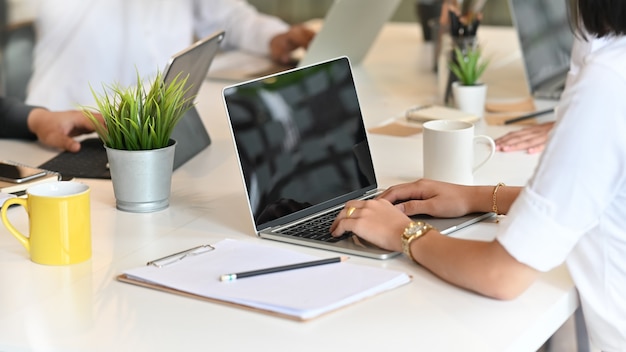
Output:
[{"xmin": 492, "ymin": 182, "xmax": 505, "ymax": 216}]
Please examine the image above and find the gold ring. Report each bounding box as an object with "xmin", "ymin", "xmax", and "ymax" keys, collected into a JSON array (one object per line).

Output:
[{"xmin": 346, "ymin": 207, "xmax": 356, "ymax": 218}]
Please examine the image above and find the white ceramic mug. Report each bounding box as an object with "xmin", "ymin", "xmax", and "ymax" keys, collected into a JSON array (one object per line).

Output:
[{"xmin": 422, "ymin": 120, "xmax": 495, "ymax": 185}]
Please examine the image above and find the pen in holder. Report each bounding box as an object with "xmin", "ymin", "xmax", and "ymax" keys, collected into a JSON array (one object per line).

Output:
[{"xmin": 436, "ymin": 4, "xmax": 482, "ymax": 105}]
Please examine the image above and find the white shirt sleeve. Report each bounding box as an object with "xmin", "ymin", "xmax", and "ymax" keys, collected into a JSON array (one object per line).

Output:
[{"xmin": 192, "ymin": 0, "xmax": 289, "ymax": 56}]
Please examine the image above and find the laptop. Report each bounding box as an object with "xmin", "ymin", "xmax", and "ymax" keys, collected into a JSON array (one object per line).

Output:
[
  {"xmin": 208, "ymin": 0, "xmax": 400, "ymax": 81},
  {"xmin": 508, "ymin": 0, "xmax": 573, "ymax": 100},
  {"xmin": 222, "ymin": 56, "xmax": 493, "ymax": 259},
  {"xmin": 39, "ymin": 30, "xmax": 225, "ymax": 179}
]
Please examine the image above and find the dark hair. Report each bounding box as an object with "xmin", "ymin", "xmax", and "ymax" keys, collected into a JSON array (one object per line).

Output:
[{"xmin": 573, "ymin": 0, "xmax": 626, "ymax": 37}]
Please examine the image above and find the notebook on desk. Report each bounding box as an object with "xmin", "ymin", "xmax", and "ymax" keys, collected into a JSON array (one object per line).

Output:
[
  {"xmin": 39, "ymin": 31, "xmax": 225, "ymax": 179},
  {"xmin": 222, "ymin": 56, "xmax": 493, "ymax": 260},
  {"xmin": 208, "ymin": 0, "xmax": 400, "ymax": 81},
  {"xmin": 508, "ymin": 0, "xmax": 573, "ymax": 100}
]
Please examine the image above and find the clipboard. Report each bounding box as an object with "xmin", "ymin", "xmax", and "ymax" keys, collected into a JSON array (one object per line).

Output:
[
  {"xmin": 117, "ymin": 273, "xmax": 306, "ymax": 321},
  {"xmin": 117, "ymin": 239, "xmax": 411, "ymax": 321}
]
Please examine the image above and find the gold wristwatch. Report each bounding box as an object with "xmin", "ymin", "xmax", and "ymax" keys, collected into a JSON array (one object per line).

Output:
[{"xmin": 401, "ymin": 221, "xmax": 434, "ymax": 263}]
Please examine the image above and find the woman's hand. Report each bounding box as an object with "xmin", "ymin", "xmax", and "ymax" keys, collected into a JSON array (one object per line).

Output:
[
  {"xmin": 329, "ymin": 179, "xmax": 478, "ymax": 251},
  {"xmin": 377, "ymin": 179, "xmax": 479, "ymax": 218},
  {"xmin": 330, "ymin": 198, "xmax": 412, "ymax": 252},
  {"xmin": 495, "ymin": 121, "xmax": 555, "ymax": 154}
]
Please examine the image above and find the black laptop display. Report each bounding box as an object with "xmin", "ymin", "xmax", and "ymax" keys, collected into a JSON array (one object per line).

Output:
[{"xmin": 224, "ymin": 57, "xmax": 376, "ymax": 230}]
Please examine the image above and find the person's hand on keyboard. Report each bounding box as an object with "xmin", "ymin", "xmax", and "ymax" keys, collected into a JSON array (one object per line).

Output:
[{"xmin": 27, "ymin": 109, "xmax": 103, "ymax": 152}]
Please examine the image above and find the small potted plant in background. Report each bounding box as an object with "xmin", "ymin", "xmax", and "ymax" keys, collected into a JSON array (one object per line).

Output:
[
  {"xmin": 83, "ymin": 70, "xmax": 193, "ymax": 213},
  {"xmin": 448, "ymin": 45, "xmax": 489, "ymax": 118}
]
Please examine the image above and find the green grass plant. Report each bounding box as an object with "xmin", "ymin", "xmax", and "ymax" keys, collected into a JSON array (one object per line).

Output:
[
  {"xmin": 448, "ymin": 46, "xmax": 489, "ymax": 86},
  {"xmin": 83, "ymin": 70, "xmax": 194, "ymax": 150}
]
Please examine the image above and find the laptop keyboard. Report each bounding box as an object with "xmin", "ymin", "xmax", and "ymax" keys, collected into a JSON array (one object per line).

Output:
[
  {"xmin": 276, "ymin": 208, "xmax": 352, "ymax": 243},
  {"xmin": 39, "ymin": 138, "xmax": 111, "ymax": 179}
]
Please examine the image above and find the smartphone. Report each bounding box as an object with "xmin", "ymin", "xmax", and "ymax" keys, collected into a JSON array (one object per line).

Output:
[{"xmin": 0, "ymin": 162, "xmax": 48, "ymax": 183}]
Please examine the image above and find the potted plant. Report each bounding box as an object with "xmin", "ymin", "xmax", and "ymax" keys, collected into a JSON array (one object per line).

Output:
[
  {"xmin": 82, "ymin": 70, "xmax": 193, "ymax": 213},
  {"xmin": 448, "ymin": 45, "xmax": 489, "ymax": 118}
]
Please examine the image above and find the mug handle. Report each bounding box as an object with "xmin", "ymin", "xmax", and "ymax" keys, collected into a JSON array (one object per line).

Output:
[
  {"xmin": 1, "ymin": 198, "xmax": 31, "ymax": 252},
  {"xmin": 472, "ymin": 135, "xmax": 496, "ymax": 173}
]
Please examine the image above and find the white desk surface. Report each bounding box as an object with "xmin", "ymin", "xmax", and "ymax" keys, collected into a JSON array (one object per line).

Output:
[{"xmin": 0, "ymin": 23, "xmax": 576, "ymax": 352}]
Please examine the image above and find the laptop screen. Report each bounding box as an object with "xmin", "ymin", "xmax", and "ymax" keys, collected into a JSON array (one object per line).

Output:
[
  {"xmin": 509, "ymin": 0, "xmax": 573, "ymax": 95},
  {"xmin": 223, "ymin": 57, "xmax": 376, "ymax": 230}
]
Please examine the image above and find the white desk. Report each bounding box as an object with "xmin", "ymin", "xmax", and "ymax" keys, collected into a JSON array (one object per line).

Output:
[{"xmin": 0, "ymin": 24, "xmax": 576, "ymax": 352}]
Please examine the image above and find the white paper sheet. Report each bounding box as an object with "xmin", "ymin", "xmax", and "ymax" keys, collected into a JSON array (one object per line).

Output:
[{"xmin": 123, "ymin": 239, "xmax": 411, "ymax": 320}]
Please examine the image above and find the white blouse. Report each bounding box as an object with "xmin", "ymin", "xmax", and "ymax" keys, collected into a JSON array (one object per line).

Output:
[{"xmin": 497, "ymin": 35, "xmax": 626, "ymax": 350}]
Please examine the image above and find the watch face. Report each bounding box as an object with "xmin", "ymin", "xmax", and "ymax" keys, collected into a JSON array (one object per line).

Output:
[{"xmin": 404, "ymin": 222, "xmax": 423, "ymax": 237}]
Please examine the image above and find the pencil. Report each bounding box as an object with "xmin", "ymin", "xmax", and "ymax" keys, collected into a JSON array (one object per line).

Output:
[
  {"xmin": 219, "ymin": 256, "xmax": 349, "ymax": 282},
  {"xmin": 503, "ymin": 108, "xmax": 555, "ymax": 125}
]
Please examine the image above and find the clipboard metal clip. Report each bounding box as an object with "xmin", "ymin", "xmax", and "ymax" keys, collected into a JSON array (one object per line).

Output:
[{"xmin": 147, "ymin": 244, "xmax": 215, "ymax": 268}]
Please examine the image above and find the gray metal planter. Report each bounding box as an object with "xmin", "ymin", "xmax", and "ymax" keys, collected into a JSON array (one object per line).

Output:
[{"xmin": 105, "ymin": 140, "xmax": 176, "ymax": 213}]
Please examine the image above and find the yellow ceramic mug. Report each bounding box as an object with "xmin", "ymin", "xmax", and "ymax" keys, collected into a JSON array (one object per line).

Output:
[{"xmin": 1, "ymin": 181, "xmax": 91, "ymax": 265}]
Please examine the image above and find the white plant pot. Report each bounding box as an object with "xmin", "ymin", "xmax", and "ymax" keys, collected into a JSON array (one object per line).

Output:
[
  {"xmin": 105, "ymin": 140, "xmax": 176, "ymax": 213},
  {"xmin": 452, "ymin": 82, "xmax": 487, "ymax": 118}
]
